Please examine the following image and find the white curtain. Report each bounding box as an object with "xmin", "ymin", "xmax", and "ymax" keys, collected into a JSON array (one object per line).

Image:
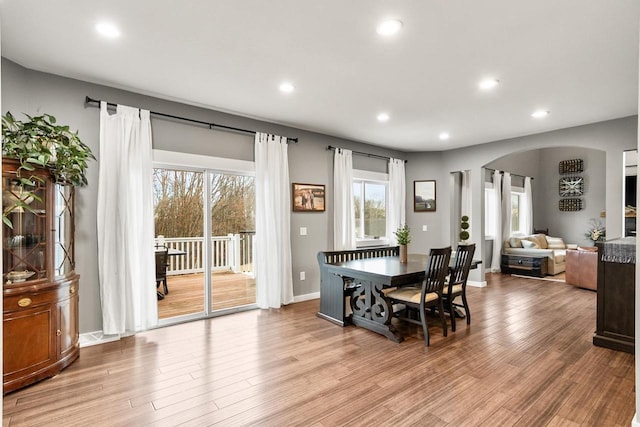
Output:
[
  {"xmin": 97, "ymin": 102, "xmax": 156, "ymax": 335},
  {"xmin": 490, "ymin": 171, "xmax": 503, "ymax": 272},
  {"xmin": 461, "ymin": 170, "xmax": 472, "ymax": 239},
  {"xmin": 333, "ymin": 148, "xmax": 356, "ymax": 250},
  {"xmin": 254, "ymin": 133, "xmax": 294, "ymax": 309},
  {"xmin": 523, "ymin": 176, "xmax": 533, "ymax": 235},
  {"xmin": 501, "ymin": 172, "xmax": 512, "ymax": 242},
  {"xmin": 387, "ymin": 158, "xmax": 406, "ymax": 244}
]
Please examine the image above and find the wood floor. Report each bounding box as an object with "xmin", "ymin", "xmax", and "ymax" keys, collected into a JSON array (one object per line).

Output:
[
  {"xmin": 158, "ymin": 272, "xmax": 256, "ymax": 319},
  {"xmin": 3, "ymin": 273, "xmax": 635, "ymax": 426}
]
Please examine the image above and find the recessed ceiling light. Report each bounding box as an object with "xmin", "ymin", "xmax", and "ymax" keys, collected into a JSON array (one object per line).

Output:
[
  {"xmin": 478, "ymin": 78, "xmax": 499, "ymax": 91},
  {"xmin": 95, "ymin": 22, "xmax": 120, "ymax": 39},
  {"xmin": 279, "ymin": 82, "xmax": 295, "ymax": 93},
  {"xmin": 439, "ymin": 132, "xmax": 450, "ymax": 140},
  {"xmin": 377, "ymin": 113, "xmax": 390, "ymax": 122},
  {"xmin": 531, "ymin": 110, "xmax": 550, "ymax": 119},
  {"xmin": 376, "ymin": 19, "xmax": 403, "ymax": 36}
]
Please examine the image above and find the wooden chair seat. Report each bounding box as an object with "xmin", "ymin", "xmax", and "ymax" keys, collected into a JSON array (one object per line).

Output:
[
  {"xmin": 442, "ymin": 284, "xmax": 463, "ymax": 295},
  {"xmin": 386, "ymin": 246, "xmax": 452, "ymax": 346},
  {"xmin": 386, "ymin": 287, "xmax": 439, "ymax": 304}
]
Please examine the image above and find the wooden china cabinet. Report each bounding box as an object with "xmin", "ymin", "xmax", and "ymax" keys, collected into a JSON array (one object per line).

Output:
[{"xmin": 2, "ymin": 158, "xmax": 80, "ymax": 394}]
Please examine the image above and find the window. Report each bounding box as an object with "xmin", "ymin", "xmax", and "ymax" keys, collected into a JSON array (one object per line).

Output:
[
  {"xmin": 485, "ymin": 181, "xmax": 527, "ymax": 238},
  {"xmin": 352, "ymin": 170, "xmax": 388, "ymax": 246},
  {"xmin": 511, "ymin": 187, "xmax": 526, "ymax": 235}
]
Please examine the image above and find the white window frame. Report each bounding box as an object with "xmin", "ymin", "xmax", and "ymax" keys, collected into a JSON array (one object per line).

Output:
[{"xmin": 353, "ymin": 169, "xmax": 390, "ymax": 247}]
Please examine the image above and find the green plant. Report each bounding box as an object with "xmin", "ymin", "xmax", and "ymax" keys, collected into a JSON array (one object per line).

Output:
[
  {"xmin": 394, "ymin": 224, "xmax": 411, "ymax": 245},
  {"xmin": 459, "ymin": 215, "xmax": 470, "ymax": 241},
  {"xmin": 2, "ymin": 112, "xmax": 95, "ymax": 227}
]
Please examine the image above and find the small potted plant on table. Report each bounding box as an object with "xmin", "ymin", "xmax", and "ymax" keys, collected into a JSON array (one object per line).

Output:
[{"xmin": 394, "ymin": 224, "xmax": 411, "ymax": 263}]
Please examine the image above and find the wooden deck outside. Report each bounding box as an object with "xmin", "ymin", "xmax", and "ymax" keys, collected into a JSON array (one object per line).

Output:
[{"xmin": 158, "ymin": 272, "xmax": 256, "ymax": 319}]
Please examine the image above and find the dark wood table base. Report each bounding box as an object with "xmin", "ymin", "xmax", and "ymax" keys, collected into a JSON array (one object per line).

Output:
[{"xmin": 349, "ymin": 278, "xmax": 403, "ymax": 343}]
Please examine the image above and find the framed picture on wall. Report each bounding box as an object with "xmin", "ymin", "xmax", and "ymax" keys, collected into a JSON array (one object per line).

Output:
[
  {"xmin": 414, "ymin": 180, "xmax": 436, "ymax": 212},
  {"xmin": 292, "ymin": 183, "xmax": 325, "ymax": 212}
]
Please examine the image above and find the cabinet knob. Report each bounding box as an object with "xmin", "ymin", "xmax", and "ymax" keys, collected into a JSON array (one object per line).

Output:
[
  {"xmin": 18, "ymin": 298, "xmax": 32, "ymax": 308},
  {"xmin": 56, "ymin": 329, "xmax": 62, "ymax": 336}
]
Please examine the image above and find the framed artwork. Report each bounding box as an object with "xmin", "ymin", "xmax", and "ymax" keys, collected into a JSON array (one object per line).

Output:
[
  {"xmin": 292, "ymin": 183, "xmax": 325, "ymax": 212},
  {"xmin": 414, "ymin": 180, "xmax": 436, "ymax": 212}
]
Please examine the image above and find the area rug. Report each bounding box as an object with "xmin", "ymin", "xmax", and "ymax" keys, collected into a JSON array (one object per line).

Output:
[{"xmin": 512, "ymin": 272, "xmax": 566, "ymax": 283}]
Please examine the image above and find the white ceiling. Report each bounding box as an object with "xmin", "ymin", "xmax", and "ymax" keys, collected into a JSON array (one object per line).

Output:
[{"xmin": 1, "ymin": 1, "xmax": 639, "ymax": 152}]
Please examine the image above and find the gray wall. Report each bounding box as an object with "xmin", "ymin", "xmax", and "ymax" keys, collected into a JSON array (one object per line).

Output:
[
  {"xmin": 1, "ymin": 58, "xmax": 404, "ymax": 333},
  {"xmin": 406, "ymin": 117, "xmax": 638, "ymax": 282},
  {"xmin": 485, "ymin": 147, "xmax": 606, "ymax": 246},
  {"xmin": 3, "ymin": 57, "xmax": 637, "ymax": 334},
  {"xmin": 536, "ymin": 147, "xmax": 606, "ymax": 245}
]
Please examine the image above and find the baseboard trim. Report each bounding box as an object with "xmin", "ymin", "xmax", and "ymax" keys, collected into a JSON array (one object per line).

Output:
[
  {"xmin": 79, "ymin": 331, "xmax": 121, "ymax": 348},
  {"xmin": 293, "ymin": 292, "xmax": 320, "ymax": 303},
  {"xmin": 467, "ymin": 280, "xmax": 487, "ymax": 288}
]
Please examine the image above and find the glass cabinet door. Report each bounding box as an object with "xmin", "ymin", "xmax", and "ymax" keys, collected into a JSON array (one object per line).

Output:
[
  {"xmin": 2, "ymin": 176, "xmax": 48, "ymax": 283},
  {"xmin": 54, "ymin": 184, "xmax": 75, "ymax": 277}
]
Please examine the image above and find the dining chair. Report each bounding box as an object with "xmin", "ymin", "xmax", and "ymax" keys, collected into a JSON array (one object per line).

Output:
[
  {"xmin": 155, "ymin": 248, "xmax": 169, "ymax": 297},
  {"xmin": 443, "ymin": 243, "xmax": 476, "ymax": 332},
  {"xmin": 386, "ymin": 246, "xmax": 452, "ymax": 346}
]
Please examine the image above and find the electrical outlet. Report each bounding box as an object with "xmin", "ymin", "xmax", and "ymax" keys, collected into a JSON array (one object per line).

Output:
[
  {"xmin": 300, "ymin": 227, "xmax": 307, "ymax": 236},
  {"xmin": 422, "ymin": 225, "xmax": 427, "ymax": 231},
  {"xmin": 300, "ymin": 271, "xmax": 306, "ymax": 280}
]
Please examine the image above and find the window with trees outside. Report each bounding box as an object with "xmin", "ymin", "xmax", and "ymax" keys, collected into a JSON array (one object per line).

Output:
[{"xmin": 352, "ymin": 170, "xmax": 388, "ymax": 246}]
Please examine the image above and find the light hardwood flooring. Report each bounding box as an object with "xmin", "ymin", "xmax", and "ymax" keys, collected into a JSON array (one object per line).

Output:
[
  {"xmin": 158, "ymin": 272, "xmax": 256, "ymax": 319},
  {"xmin": 4, "ymin": 273, "xmax": 635, "ymax": 426}
]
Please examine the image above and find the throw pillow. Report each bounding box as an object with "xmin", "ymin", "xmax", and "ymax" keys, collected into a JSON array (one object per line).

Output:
[
  {"xmin": 546, "ymin": 236, "xmax": 566, "ymax": 249},
  {"xmin": 533, "ymin": 234, "xmax": 549, "ymax": 249},
  {"xmin": 509, "ymin": 237, "xmax": 523, "ymax": 248},
  {"xmin": 521, "ymin": 240, "xmax": 539, "ymax": 249}
]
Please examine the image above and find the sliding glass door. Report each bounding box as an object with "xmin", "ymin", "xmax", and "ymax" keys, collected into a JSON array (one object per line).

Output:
[
  {"xmin": 209, "ymin": 172, "xmax": 256, "ymax": 312},
  {"xmin": 152, "ymin": 166, "xmax": 256, "ymax": 322},
  {"xmin": 153, "ymin": 168, "xmax": 206, "ymax": 319}
]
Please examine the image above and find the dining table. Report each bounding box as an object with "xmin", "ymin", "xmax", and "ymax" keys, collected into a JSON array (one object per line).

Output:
[{"xmin": 322, "ymin": 253, "xmax": 480, "ymax": 342}]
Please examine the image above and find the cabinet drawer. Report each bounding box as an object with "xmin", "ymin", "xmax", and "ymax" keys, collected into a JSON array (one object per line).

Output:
[
  {"xmin": 4, "ymin": 290, "xmax": 59, "ymax": 312},
  {"xmin": 502, "ymin": 255, "xmax": 544, "ymax": 268}
]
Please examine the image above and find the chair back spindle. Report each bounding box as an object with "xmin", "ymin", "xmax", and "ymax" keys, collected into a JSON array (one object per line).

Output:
[
  {"xmin": 422, "ymin": 247, "xmax": 452, "ymax": 300},
  {"xmin": 448, "ymin": 244, "xmax": 476, "ymax": 292}
]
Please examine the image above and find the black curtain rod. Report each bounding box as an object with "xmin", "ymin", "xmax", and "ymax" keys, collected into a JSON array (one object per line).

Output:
[
  {"xmin": 84, "ymin": 96, "xmax": 298, "ymax": 143},
  {"xmin": 327, "ymin": 145, "xmax": 407, "ymax": 163},
  {"xmin": 485, "ymin": 167, "xmax": 534, "ymax": 180}
]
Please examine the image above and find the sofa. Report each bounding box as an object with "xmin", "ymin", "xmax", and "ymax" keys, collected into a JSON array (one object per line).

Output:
[
  {"xmin": 565, "ymin": 246, "xmax": 598, "ymax": 291},
  {"xmin": 503, "ymin": 233, "xmax": 577, "ymax": 275}
]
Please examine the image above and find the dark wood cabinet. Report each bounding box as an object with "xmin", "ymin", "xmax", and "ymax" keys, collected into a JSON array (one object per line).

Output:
[
  {"xmin": 2, "ymin": 159, "xmax": 80, "ymax": 394},
  {"xmin": 593, "ymin": 240, "xmax": 635, "ymax": 354}
]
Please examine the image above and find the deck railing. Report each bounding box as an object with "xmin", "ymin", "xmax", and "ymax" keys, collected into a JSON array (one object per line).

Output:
[{"xmin": 156, "ymin": 233, "xmax": 255, "ymax": 276}]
